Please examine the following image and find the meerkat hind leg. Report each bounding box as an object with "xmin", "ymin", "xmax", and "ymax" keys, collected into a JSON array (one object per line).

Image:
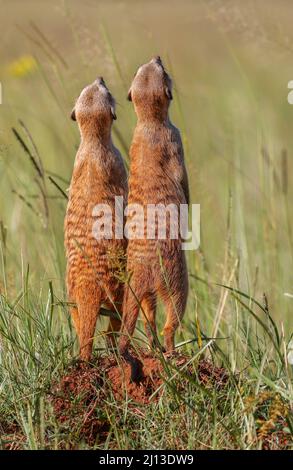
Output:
[
  {"xmin": 162, "ymin": 293, "xmax": 186, "ymax": 355},
  {"xmin": 141, "ymin": 294, "xmax": 164, "ymax": 352},
  {"xmin": 78, "ymin": 301, "xmax": 100, "ymax": 361},
  {"xmin": 70, "ymin": 306, "xmax": 80, "ymax": 339},
  {"xmin": 103, "ymin": 294, "xmax": 122, "ymax": 348},
  {"xmin": 119, "ymin": 285, "xmax": 144, "ymax": 383}
]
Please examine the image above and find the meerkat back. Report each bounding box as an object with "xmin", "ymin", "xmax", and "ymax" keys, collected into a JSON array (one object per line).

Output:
[
  {"xmin": 119, "ymin": 58, "xmax": 189, "ymax": 377},
  {"xmin": 65, "ymin": 77, "xmax": 127, "ymax": 361}
]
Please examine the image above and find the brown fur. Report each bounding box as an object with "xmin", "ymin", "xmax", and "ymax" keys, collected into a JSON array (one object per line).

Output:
[
  {"xmin": 119, "ymin": 57, "xmax": 189, "ymax": 358},
  {"xmin": 65, "ymin": 78, "xmax": 127, "ymax": 361}
]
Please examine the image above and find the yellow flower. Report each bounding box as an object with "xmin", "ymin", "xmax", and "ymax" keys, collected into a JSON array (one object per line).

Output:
[{"xmin": 6, "ymin": 55, "xmax": 37, "ymax": 78}]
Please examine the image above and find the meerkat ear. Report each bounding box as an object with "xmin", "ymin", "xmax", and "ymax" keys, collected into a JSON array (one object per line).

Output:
[
  {"xmin": 165, "ymin": 86, "xmax": 173, "ymax": 101},
  {"xmin": 127, "ymin": 88, "xmax": 132, "ymax": 102},
  {"xmin": 110, "ymin": 105, "xmax": 117, "ymax": 120},
  {"xmin": 71, "ymin": 108, "xmax": 76, "ymax": 121}
]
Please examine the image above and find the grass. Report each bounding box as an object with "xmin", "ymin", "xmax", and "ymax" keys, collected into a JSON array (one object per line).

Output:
[{"xmin": 0, "ymin": 0, "xmax": 293, "ymax": 450}]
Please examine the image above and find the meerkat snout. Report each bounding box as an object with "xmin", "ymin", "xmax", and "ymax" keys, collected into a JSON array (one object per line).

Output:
[
  {"xmin": 95, "ymin": 77, "xmax": 106, "ymax": 87},
  {"xmin": 152, "ymin": 55, "xmax": 162, "ymax": 65}
]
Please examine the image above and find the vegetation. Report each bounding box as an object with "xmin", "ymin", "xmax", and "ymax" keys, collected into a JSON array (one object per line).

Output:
[{"xmin": 0, "ymin": 0, "xmax": 292, "ymax": 450}]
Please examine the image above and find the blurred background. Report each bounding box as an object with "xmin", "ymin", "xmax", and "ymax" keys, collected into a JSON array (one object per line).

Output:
[{"xmin": 0, "ymin": 0, "xmax": 292, "ymax": 335}]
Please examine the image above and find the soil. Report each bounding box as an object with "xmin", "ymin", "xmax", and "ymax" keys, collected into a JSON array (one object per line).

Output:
[
  {"xmin": 2, "ymin": 350, "xmax": 291, "ymax": 449},
  {"xmin": 48, "ymin": 351, "xmax": 229, "ymax": 445},
  {"xmin": 0, "ymin": 421, "xmax": 26, "ymax": 450},
  {"xmin": 53, "ymin": 352, "xmax": 229, "ymax": 407}
]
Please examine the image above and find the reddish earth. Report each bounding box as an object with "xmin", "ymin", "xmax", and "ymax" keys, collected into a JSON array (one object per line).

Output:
[
  {"xmin": 2, "ymin": 351, "xmax": 291, "ymax": 449},
  {"xmin": 0, "ymin": 422, "xmax": 26, "ymax": 450},
  {"xmin": 48, "ymin": 351, "xmax": 229, "ymax": 445},
  {"xmin": 261, "ymin": 426, "xmax": 292, "ymax": 451},
  {"xmin": 53, "ymin": 352, "xmax": 229, "ymax": 407}
]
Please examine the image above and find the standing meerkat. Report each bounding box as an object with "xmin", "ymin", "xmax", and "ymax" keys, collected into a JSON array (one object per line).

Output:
[
  {"xmin": 65, "ymin": 77, "xmax": 127, "ymax": 361},
  {"xmin": 119, "ymin": 57, "xmax": 189, "ymax": 368}
]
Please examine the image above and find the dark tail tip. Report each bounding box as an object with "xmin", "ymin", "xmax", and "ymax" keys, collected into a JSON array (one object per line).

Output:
[{"xmin": 122, "ymin": 350, "xmax": 144, "ymax": 384}]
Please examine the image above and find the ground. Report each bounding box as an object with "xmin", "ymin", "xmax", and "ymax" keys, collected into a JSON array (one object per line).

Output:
[{"xmin": 1, "ymin": 351, "xmax": 291, "ymax": 450}]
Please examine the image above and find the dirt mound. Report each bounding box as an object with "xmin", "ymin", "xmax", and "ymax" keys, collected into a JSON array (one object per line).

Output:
[
  {"xmin": 0, "ymin": 421, "xmax": 26, "ymax": 450},
  {"xmin": 49, "ymin": 351, "xmax": 229, "ymax": 445},
  {"xmin": 1, "ymin": 353, "xmax": 230, "ymax": 449},
  {"xmin": 53, "ymin": 352, "xmax": 228, "ymax": 407},
  {"xmin": 3, "ymin": 352, "xmax": 291, "ymax": 450},
  {"xmin": 107, "ymin": 353, "xmax": 164, "ymax": 403},
  {"xmin": 51, "ymin": 361, "xmax": 110, "ymax": 446}
]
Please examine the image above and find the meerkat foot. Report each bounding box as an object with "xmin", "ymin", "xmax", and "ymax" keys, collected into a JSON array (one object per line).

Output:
[{"xmin": 79, "ymin": 351, "xmax": 92, "ymax": 362}]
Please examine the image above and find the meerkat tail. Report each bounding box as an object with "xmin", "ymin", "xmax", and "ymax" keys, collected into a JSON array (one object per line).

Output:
[{"xmin": 122, "ymin": 349, "xmax": 144, "ymax": 384}]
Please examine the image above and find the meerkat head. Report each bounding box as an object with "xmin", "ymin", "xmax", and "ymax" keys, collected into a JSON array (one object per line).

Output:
[
  {"xmin": 127, "ymin": 56, "xmax": 173, "ymax": 121},
  {"xmin": 71, "ymin": 77, "xmax": 116, "ymax": 138}
]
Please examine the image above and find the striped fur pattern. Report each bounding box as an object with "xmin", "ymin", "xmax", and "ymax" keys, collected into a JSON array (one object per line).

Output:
[
  {"xmin": 119, "ymin": 57, "xmax": 189, "ymax": 358},
  {"xmin": 65, "ymin": 78, "xmax": 127, "ymax": 360}
]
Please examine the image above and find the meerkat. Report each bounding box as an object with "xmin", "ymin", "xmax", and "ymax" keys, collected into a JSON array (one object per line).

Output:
[
  {"xmin": 65, "ymin": 77, "xmax": 127, "ymax": 361},
  {"xmin": 119, "ymin": 57, "xmax": 189, "ymax": 372}
]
